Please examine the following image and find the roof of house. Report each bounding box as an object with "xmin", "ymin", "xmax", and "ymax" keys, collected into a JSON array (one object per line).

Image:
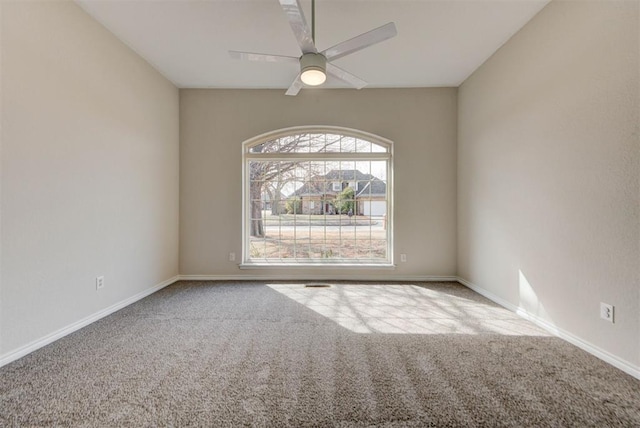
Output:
[{"xmin": 291, "ymin": 169, "xmax": 386, "ymax": 198}]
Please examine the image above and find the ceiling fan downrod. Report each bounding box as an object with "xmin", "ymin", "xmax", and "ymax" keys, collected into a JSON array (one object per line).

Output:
[{"xmin": 311, "ymin": 0, "xmax": 315, "ymax": 43}]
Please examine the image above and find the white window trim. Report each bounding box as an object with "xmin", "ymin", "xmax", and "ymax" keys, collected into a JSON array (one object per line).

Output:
[{"xmin": 241, "ymin": 126, "xmax": 394, "ymax": 267}]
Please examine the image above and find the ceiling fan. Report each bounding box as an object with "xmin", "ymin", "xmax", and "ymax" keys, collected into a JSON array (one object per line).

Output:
[{"xmin": 229, "ymin": 0, "xmax": 397, "ymax": 96}]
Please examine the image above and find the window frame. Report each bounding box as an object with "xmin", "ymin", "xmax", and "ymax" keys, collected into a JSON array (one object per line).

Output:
[{"xmin": 241, "ymin": 126, "xmax": 394, "ymax": 268}]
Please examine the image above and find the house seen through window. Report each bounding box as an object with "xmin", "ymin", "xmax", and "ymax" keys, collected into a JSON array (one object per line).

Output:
[{"xmin": 243, "ymin": 127, "xmax": 393, "ymax": 265}]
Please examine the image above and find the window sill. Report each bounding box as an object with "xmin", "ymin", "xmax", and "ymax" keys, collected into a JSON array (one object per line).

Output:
[{"xmin": 239, "ymin": 262, "xmax": 396, "ymax": 269}]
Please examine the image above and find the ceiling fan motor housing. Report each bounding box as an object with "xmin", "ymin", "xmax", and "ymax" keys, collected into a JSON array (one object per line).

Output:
[{"xmin": 300, "ymin": 53, "xmax": 327, "ymax": 85}]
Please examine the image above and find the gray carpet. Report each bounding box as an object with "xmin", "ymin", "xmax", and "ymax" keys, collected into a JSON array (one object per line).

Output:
[{"xmin": 1, "ymin": 281, "xmax": 638, "ymax": 427}]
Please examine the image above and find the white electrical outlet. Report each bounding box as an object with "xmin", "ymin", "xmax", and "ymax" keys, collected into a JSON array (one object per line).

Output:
[
  {"xmin": 96, "ymin": 276, "xmax": 105, "ymax": 290},
  {"xmin": 600, "ymin": 302, "xmax": 614, "ymax": 323},
  {"xmin": 400, "ymin": 254, "xmax": 407, "ymax": 263},
  {"xmin": 229, "ymin": 252, "xmax": 236, "ymax": 262}
]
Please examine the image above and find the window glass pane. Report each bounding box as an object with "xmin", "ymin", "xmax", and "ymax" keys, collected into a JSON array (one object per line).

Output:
[
  {"xmin": 356, "ymin": 139, "xmax": 372, "ymax": 153},
  {"xmin": 371, "ymin": 142, "xmax": 387, "ymax": 153}
]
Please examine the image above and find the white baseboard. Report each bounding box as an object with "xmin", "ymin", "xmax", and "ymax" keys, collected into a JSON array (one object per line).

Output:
[
  {"xmin": 178, "ymin": 274, "xmax": 458, "ymax": 282},
  {"xmin": 0, "ymin": 275, "xmax": 180, "ymax": 368},
  {"xmin": 456, "ymin": 277, "xmax": 520, "ymax": 312},
  {"xmin": 457, "ymin": 277, "xmax": 640, "ymax": 380}
]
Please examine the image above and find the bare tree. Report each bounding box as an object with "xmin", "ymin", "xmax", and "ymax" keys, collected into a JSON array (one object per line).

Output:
[
  {"xmin": 249, "ymin": 134, "xmax": 307, "ymax": 237},
  {"xmin": 249, "ymin": 133, "xmax": 335, "ymax": 237},
  {"xmin": 267, "ymin": 168, "xmax": 297, "ymax": 216},
  {"xmin": 249, "ymin": 161, "xmax": 297, "ymax": 237}
]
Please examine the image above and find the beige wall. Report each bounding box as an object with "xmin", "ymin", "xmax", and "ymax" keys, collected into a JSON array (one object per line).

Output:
[
  {"xmin": 180, "ymin": 88, "xmax": 457, "ymax": 279},
  {"xmin": 458, "ymin": 0, "xmax": 639, "ymax": 368},
  {"xmin": 0, "ymin": 1, "xmax": 179, "ymax": 356}
]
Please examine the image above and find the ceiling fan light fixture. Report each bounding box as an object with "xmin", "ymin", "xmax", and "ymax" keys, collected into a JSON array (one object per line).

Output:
[
  {"xmin": 300, "ymin": 53, "xmax": 327, "ymax": 86},
  {"xmin": 301, "ymin": 68, "xmax": 326, "ymax": 86}
]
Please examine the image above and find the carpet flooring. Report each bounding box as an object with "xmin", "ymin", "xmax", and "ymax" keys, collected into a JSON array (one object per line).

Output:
[{"xmin": 1, "ymin": 281, "xmax": 639, "ymax": 427}]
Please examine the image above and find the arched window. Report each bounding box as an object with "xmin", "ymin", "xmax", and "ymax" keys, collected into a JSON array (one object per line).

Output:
[{"xmin": 242, "ymin": 126, "xmax": 393, "ymax": 266}]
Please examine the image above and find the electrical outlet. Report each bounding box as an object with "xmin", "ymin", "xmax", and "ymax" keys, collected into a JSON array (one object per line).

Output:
[
  {"xmin": 96, "ymin": 276, "xmax": 105, "ymax": 290},
  {"xmin": 600, "ymin": 302, "xmax": 614, "ymax": 323},
  {"xmin": 400, "ymin": 254, "xmax": 407, "ymax": 263},
  {"xmin": 229, "ymin": 252, "xmax": 236, "ymax": 262}
]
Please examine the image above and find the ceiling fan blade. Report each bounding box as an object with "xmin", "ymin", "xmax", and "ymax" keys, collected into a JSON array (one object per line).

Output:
[
  {"xmin": 326, "ymin": 63, "xmax": 367, "ymax": 90},
  {"xmin": 229, "ymin": 51, "xmax": 299, "ymax": 63},
  {"xmin": 322, "ymin": 22, "xmax": 397, "ymax": 62},
  {"xmin": 285, "ymin": 74, "xmax": 304, "ymax": 96},
  {"xmin": 279, "ymin": 0, "xmax": 317, "ymax": 54}
]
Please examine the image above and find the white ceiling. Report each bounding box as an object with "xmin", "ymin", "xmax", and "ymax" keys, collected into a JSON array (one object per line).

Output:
[{"xmin": 76, "ymin": 0, "xmax": 549, "ymax": 89}]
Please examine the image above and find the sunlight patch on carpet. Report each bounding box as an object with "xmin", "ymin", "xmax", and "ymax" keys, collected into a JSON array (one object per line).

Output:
[{"xmin": 266, "ymin": 283, "xmax": 551, "ymax": 336}]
